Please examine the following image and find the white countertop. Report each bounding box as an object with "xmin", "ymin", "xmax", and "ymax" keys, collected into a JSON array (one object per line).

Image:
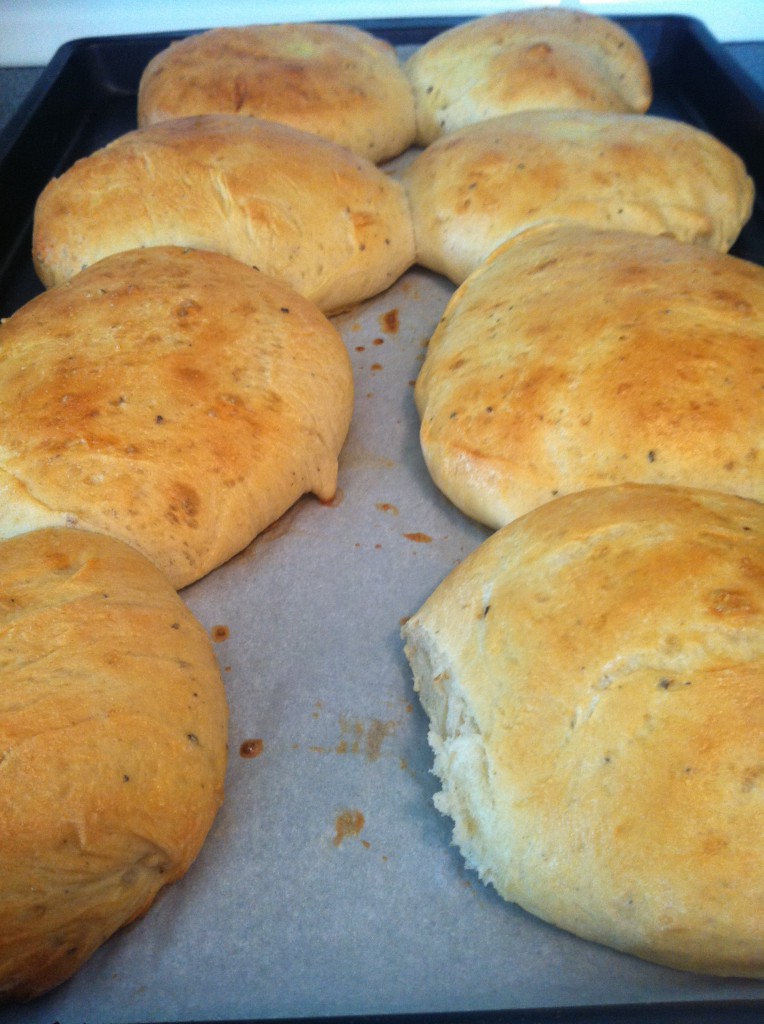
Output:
[{"xmin": 2, "ymin": 0, "xmax": 764, "ymax": 65}]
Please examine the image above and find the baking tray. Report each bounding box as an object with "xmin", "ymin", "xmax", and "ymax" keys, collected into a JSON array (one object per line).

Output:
[{"xmin": 1, "ymin": 13, "xmax": 763, "ymax": 1024}]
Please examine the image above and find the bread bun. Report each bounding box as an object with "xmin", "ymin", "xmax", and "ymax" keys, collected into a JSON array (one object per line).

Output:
[
  {"xmin": 405, "ymin": 7, "xmax": 652, "ymax": 145},
  {"xmin": 404, "ymin": 109, "xmax": 754, "ymax": 284},
  {"xmin": 402, "ymin": 482, "xmax": 764, "ymax": 977},
  {"xmin": 0, "ymin": 527, "xmax": 228, "ymax": 1002},
  {"xmin": 415, "ymin": 224, "xmax": 764, "ymax": 527},
  {"xmin": 137, "ymin": 22, "xmax": 416, "ymax": 163},
  {"xmin": 0, "ymin": 245, "xmax": 353, "ymax": 588},
  {"xmin": 32, "ymin": 114, "xmax": 415, "ymax": 314}
]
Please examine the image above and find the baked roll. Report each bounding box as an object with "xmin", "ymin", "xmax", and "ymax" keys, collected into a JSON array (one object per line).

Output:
[
  {"xmin": 404, "ymin": 109, "xmax": 754, "ymax": 284},
  {"xmin": 415, "ymin": 224, "xmax": 764, "ymax": 527},
  {"xmin": 137, "ymin": 21, "xmax": 416, "ymax": 163},
  {"xmin": 0, "ymin": 245, "xmax": 354, "ymax": 588},
  {"xmin": 32, "ymin": 114, "xmax": 415, "ymax": 315},
  {"xmin": 402, "ymin": 482, "xmax": 764, "ymax": 977},
  {"xmin": 405, "ymin": 7, "xmax": 652, "ymax": 145},
  {"xmin": 0, "ymin": 527, "xmax": 228, "ymax": 1002}
]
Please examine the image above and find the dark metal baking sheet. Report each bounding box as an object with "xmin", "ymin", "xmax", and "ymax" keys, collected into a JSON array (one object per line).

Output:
[{"xmin": 0, "ymin": 14, "xmax": 763, "ymax": 1024}]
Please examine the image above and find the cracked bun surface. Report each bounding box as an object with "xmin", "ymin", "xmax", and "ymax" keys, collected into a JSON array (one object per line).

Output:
[
  {"xmin": 402, "ymin": 482, "xmax": 764, "ymax": 977},
  {"xmin": 0, "ymin": 245, "xmax": 354, "ymax": 588},
  {"xmin": 137, "ymin": 21, "xmax": 416, "ymax": 163},
  {"xmin": 32, "ymin": 115, "xmax": 415, "ymax": 315},
  {"xmin": 0, "ymin": 527, "xmax": 228, "ymax": 1002}
]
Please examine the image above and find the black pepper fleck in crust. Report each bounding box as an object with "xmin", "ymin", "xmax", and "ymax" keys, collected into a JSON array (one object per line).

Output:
[{"xmin": 658, "ymin": 677, "xmax": 693, "ymax": 690}]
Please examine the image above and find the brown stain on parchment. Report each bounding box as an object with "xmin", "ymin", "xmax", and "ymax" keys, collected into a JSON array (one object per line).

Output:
[
  {"xmin": 307, "ymin": 701, "xmax": 411, "ymax": 765},
  {"xmin": 303, "ymin": 700, "xmax": 411, "ymax": 765},
  {"xmin": 333, "ymin": 809, "xmax": 365, "ymax": 846},
  {"xmin": 334, "ymin": 715, "xmax": 397, "ymax": 761},
  {"xmin": 379, "ymin": 308, "xmax": 400, "ymax": 334},
  {"xmin": 239, "ymin": 738, "xmax": 264, "ymax": 759}
]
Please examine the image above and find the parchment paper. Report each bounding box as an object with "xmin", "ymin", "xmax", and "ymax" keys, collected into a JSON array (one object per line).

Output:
[{"xmin": 4, "ymin": 263, "xmax": 764, "ymax": 1024}]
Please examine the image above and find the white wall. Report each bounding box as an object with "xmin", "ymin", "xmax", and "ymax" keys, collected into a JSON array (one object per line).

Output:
[{"xmin": 2, "ymin": 0, "xmax": 764, "ymax": 65}]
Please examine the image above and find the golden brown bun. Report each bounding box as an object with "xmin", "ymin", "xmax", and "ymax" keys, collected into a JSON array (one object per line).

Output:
[
  {"xmin": 402, "ymin": 482, "xmax": 764, "ymax": 977},
  {"xmin": 0, "ymin": 527, "xmax": 228, "ymax": 1002},
  {"xmin": 32, "ymin": 115, "xmax": 415, "ymax": 315},
  {"xmin": 405, "ymin": 7, "xmax": 652, "ymax": 145},
  {"xmin": 0, "ymin": 246, "xmax": 353, "ymax": 589},
  {"xmin": 404, "ymin": 109, "xmax": 755, "ymax": 283},
  {"xmin": 137, "ymin": 22, "xmax": 416, "ymax": 163},
  {"xmin": 415, "ymin": 224, "xmax": 764, "ymax": 528}
]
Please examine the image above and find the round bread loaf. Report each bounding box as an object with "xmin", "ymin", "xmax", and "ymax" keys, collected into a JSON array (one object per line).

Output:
[
  {"xmin": 137, "ymin": 21, "xmax": 416, "ymax": 163},
  {"xmin": 405, "ymin": 7, "xmax": 652, "ymax": 145},
  {"xmin": 404, "ymin": 109, "xmax": 755, "ymax": 284},
  {"xmin": 0, "ymin": 245, "xmax": 354, "ymax": 589},
  {"xmin": 0, "ymin": 527, "xmax": 228, "ymax": 1002},
  {"xmin": 415, "ymin": 223, "xmax": 764, "ymax": 528},
  {"xmin": 402, "ymin": 482, "xmax": 764, "ymax": 977},
  {"xmin": 32, "ymin": 114, "xmax": 415, "ymax": 315}
]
